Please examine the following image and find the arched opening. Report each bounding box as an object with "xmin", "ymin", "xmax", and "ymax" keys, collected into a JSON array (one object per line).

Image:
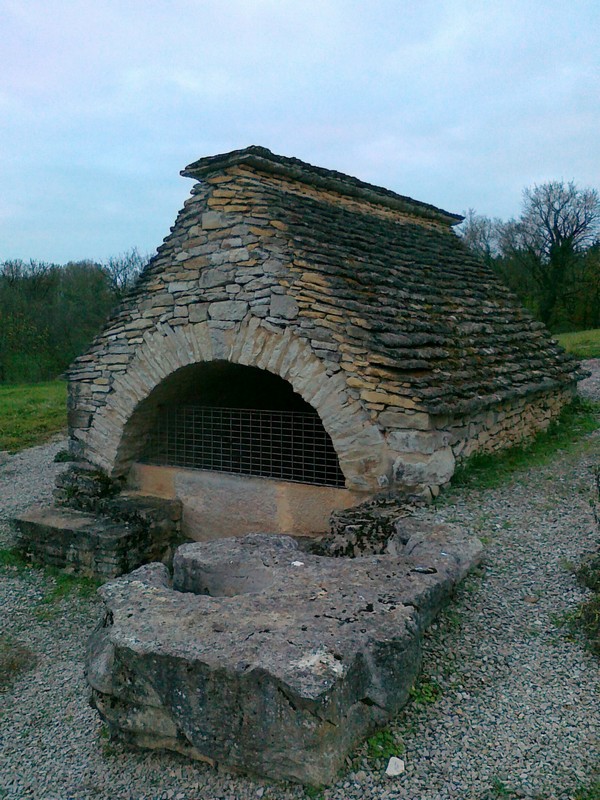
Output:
[{"xmin": 136, "ymin": 361, "xmax": 345, "ymax": 488}]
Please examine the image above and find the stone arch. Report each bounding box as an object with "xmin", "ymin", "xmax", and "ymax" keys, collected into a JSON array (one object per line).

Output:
[{"xmin": 84, "ymin": 318, "xmax": 389, "ymax": 491}]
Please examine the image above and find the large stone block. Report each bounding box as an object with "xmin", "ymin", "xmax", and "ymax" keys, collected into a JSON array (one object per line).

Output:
[
  {"xmin": 199, "ymin": 267, "xmax": 231, "ymax": 289},
  {"xmin": 379, "ymin": 410, "xmax": 431, "ymax": 430},
  {"xmin": 15, "ymin": 506, "xmax": 143, "ymax": 579},
  {"xmin": 67, "ymin": 409, "xmax": 92, "ymax": 430},
  {"xmin": 270, "ymin": 293, "xmax": 299, "ymax": 320},
  {"xmin": 188, "ymin": 303, "xmax": 209, "ymax": 323},
  {"xmin": 201, "ymin": 211, "xmax": 225, "ymax": 229},
  {"xmin": 387, "ymin": 429, "xmax": 451, "ymax": 455},
  {"xmin": 208, "ymin": 300, "xmax": 248, "ymax": 321},
  {"xmin": 87, "ymin": 530, "xmax": 482, "ymax": 785},
  {"xmin": 392, "ymin": 447, "xmax": 456, "ymax": 487},
  {"xmin": 15, "ymin": 491, "xmax": 183, "ymax": 579}
]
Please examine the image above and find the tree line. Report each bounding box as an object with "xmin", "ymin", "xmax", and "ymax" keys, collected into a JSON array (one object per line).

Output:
[
  {"xmin": 458, "ymin": 181, "xmax": 600, "ymax": 331},
  {"xmin": 0, "ymin": 250, "xmax": 146, "ymax": 383}
]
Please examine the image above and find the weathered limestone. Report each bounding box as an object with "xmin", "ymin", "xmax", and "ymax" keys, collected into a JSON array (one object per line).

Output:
[
  {"xmin": 392, "ymin": 447, "xmax": 456, "ymax": 487},
  {"xmin": 65, "ymin": 145, "xmax": 581, "ymax": 507},
  {"xmin": 87, "ymin": 526, "xmax": 482, "ymax": 785},
  {"xmin": 128, "ymin": 464, "xmax": 362, "ymax": 540}
]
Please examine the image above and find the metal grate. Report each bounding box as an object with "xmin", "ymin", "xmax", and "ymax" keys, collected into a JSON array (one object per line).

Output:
[{"xmin": 141, "ymin": 405, "xmax": 345, "ymax": 488}]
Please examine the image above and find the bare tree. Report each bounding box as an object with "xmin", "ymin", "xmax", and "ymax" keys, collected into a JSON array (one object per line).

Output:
[
  {"xmin": 104, "ymin": 248, "xmax": 148, "ymax": 298},
  {"xmin": 456, "ymin": 209, "xmax": 501, "ymax": 266},
  {"xmin": 515, "ymin": 181, "xmax": 600, "ymax": 255},
  {"xmin": 497, "ymin": 181, "xmax": 600, "ymax": 326}
]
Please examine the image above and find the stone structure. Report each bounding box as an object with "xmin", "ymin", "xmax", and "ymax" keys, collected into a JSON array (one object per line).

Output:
[
  {"xmin": 87, "ymin": 525, "xmax": 482, "ymax": 785},
  {"xmin": 17, "ymin": 464, "xmax": 183, "ymax": 579},
  {"xmin": 60, "ymin": 146, "xmax": 580, "ymax": 538}
]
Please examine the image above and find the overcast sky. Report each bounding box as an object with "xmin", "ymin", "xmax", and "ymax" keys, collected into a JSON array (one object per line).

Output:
[{"xmin": 1, "ymin": 0, "xmax": 598, "ymax": 263}]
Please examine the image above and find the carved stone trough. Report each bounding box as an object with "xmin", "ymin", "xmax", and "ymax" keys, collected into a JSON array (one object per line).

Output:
[{"xmin": 86, "ymin": 520, "xmax": 482, "ymax": 785}]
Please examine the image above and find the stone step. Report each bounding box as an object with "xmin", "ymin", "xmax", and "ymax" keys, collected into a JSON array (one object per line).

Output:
[{"xmin": 14, "ymin": 497, "xmax": 183, "ymax": 580}]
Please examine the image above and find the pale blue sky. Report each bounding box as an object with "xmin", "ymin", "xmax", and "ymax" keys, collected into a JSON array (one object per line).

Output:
[{"xmin": 1, "ymin": 0, "xmax": 598, "ymax": 263}]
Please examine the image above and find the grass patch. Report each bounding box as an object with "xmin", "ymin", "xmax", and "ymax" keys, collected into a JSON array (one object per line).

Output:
[
  {"xmin": 0, "ymin": 634, "xmax": 38, "ymax": 692},
  {"xmin": 40, "ymin": 567, "xmax": 100, "ymax": 602},
  {"xmin": 573, "ymin": 779, "xmax": 600, "ymax": 800},
  {"xmin": 98, "ymin": 723, "xmax": 120, "ymax": 758},
  {"xmin": 489, "ymin": 777, "xmax": 513, "ymax": 798},
  {"xmin": 0, "ymin": 547, "xmax": 100, "ymax": 620},
  {"xmin": 34, "ymin": 568, "xmax": 101, "ymax": 619},
  {"xmin": 556, "ymin": 467, "xmax": 600, "ymax": 657},
  {"xmin": 0, "ymin": 380, "xmax": 67, "ymax": 452},
  {"xmin": 303, "ymin": 787, "xmax": 324, "ymax": 800},
  {"xmin": 364, "ymin": 727, "xmax": 403, "ymax": 762},
  {"xmin": 578, "ymin": 553, "xmax": 600, "ymax": 593},
  {"xmin": 0, "ymin": 547, "xmax": 30, "ymax": 570},
  {"xmin": 571, "ymin": 556, "xmax": 600, "ymax": 658},
  {"xmin": 409, "ymin": 676, "xmax": 442, "ymax": 706},
  {"xmin": 556, "ymin": 329, "xmax": 600, "ymax": 359},
  {"xmin": 448, "ymin": 398, "xmax": 599, "ymax": 493}
]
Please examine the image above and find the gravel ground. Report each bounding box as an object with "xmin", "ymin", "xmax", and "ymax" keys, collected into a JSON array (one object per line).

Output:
[
  {"xmin": 579, "ymin": 358, "xmax": 600, "ymax": 401},
  {"xmin": 1, "ymin": 367, "xmax": 599, "ymax": 800}
]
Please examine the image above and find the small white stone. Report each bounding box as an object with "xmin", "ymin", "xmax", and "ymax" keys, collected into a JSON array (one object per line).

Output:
[
  {"xmin": 385, "ymin": 756, "xmax": 405, "ymax": 777},
  {"xmin": 291, "ymin": 561, "xmax": 305, "ymax": 567}
]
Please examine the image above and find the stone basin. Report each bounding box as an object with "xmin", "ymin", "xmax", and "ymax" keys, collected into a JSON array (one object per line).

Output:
[{"xmin": 86, "ymin": 522, "xmax": 481, "ymax": 785}]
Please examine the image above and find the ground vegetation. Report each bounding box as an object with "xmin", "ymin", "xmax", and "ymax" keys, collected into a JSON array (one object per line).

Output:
[
  {"xmin": 458, "ymin": 180, "xmax": 600, "ymax": 332},
  {"xmin": 0, "ymin": 249, "xmax": 146, "ymax": 383}
]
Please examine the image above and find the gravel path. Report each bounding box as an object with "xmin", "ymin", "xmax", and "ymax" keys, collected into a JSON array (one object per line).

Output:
[
  {"xmin": 1, "ymin": 368, "xmax": 599, "ymax": 800},
  {"xmin": 579, "ymin": 358, "xmax": 600, "ymax": 401}
]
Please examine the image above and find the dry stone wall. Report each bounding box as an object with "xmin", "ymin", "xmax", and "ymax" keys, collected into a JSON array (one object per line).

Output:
[
  {"xmin": 393, "ymin": 387, "xmax": 576, "ymax": 500},
  {"xmin": 445, "ymin": 387, "xmax": 575, "ymax": 463},
  {"xmin": 67, "ymin": 147, "xmax": 580, "ymax": 499}
]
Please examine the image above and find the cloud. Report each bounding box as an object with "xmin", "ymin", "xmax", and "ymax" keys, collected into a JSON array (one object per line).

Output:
[{"xmin": 0, "ymin": 0, "xmax": 599, "ymax": 261}]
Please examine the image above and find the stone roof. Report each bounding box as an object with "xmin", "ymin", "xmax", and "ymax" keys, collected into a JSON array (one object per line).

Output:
[
  {"xmin": 71, "ymin": 147, "xmax": 580, "ymax": 422},
  {"xmin": 182, "ymin": 145, "xmax": 463, "ymax": 227},
  {"xmin": 249, "ymin": 179, "xmax": 580, "ymax": 415}
]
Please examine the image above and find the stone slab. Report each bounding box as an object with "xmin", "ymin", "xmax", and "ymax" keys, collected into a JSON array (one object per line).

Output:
[
  {"xmin": 87, "ymin": 527, "xmax": 482, "ymax": 784},
  {"xmin": 16, "ymin": 505, "xmax": 134, "ymax": 578},
  {"xmin": 15, "ymin": 495, "xmax": 183, "ymax": 579},
  {"xmin": 128, "ymin": 463, "xmax": 361, "ymax": 539}
]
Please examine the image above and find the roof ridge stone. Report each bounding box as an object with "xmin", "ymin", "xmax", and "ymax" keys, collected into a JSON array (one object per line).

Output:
[{"xmin": 181, "ymin": 145, "xmax": 463, "ymax": 226}]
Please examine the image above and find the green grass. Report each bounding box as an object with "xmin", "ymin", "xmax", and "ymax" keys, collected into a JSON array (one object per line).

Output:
[
  {"xmin": 303, "ymin": 787, "xmax": 324, "ymax": 800},
  {"xmin": 448, "ymin": 398, "xmax": 599, "ymax": 493},
  {"xmin": 34, "ymin": 566, "xmax": 100, "ymax": 619},
  {"xmin": 0, "ymin": 547, "xmax": 100, "ymax": 621},
  {"xmin": 489, "ymin": 777, "xmax": 512, "ymax": 798},
  {"xmin": 556, "ymin": 328, "xmax": 600, "ymax": 359},
  {"xmin": 574, "ymin": 779, "xmax": 600, "ymax": 800},
  {"xmin": 37, "ymin": 567, "xmax": 100, "ymax": 603},
  {"xmin": 567, "ymin": 550, "xmax": 600, "ymax": 658},
  {"xmin": 364, "ymin": 728, "xmax": 403, "ymax": 761},
  {"xmin": 0, "ymin": 380, "xmax": 67, "ymax": 452},
  {"xmin": 555, "ymin": 466, "xmax": 600, "ymax": 658},
  {"xmin": 409, "ymin": 676, "xmax": 442, "ymax": 706},
  {"xmin": 0, "ymin": 547, "xmax": 30, "ymax": 570}
]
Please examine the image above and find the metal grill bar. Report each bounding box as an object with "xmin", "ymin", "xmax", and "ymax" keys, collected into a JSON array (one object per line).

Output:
[{"xmin": 141, "ymin": 406, "xmax": 345, "ymax": 488}]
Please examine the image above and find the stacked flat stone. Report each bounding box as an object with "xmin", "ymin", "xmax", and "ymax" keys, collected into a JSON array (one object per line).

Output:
[{"xmin": 67, "ymin": 146, "xmax": 581, "ymax": 497}]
